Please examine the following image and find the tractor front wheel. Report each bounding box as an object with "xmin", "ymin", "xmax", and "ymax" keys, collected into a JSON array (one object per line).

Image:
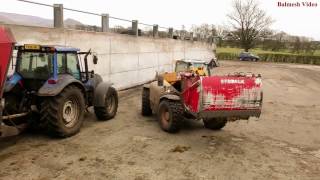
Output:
[
  {"xmin": 41, "ymin": 85, "xmax": 85, "ymax": 137},
  {"xmin": 94, "ymin": 87, "xmax": 118, "ymax": 120},
  {"xmin": 203, "ymin": 118, "xmax": 227, "ymax": 130},
  {"xmin": 158, "ymin": 100, "xmax": 183, "ymax": 133}
]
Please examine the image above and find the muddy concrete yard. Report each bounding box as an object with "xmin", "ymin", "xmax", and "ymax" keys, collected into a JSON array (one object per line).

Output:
[{"xmin": 0, "ymin": 61, "xmax": 320, "ymax": 180}]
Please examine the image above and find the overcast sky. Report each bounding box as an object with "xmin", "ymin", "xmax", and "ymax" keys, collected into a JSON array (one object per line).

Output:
[{"xmin": 1, "ymin": 0, "xmax": 319, "ymax": 40}]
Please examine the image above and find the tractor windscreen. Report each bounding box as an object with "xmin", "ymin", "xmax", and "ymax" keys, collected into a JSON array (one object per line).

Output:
[
  {"xmin": 16, "ymin": 51, "xmax": 54, "ymax": 79},
  {"xmin": 190, "ymin": 63, "xmax": 210, "ymax": 76},
  {"xmin": 175, "ymin": 61, "xmax": 210, "ymax": 76},
  {"xmin": 175, "ymin": 61, "xmax": 189, "ymax": 73}
]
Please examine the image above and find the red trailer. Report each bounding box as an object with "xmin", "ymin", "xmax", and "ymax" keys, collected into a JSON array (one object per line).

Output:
[{"xmin": 0, "ymin": 26, "xmax": 17, "ymax": 137}]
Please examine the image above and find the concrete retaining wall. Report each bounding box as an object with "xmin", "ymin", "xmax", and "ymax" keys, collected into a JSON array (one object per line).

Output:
[{"xmin": 3, "ymin": 24, "xmax": 215, "ymax": 89}]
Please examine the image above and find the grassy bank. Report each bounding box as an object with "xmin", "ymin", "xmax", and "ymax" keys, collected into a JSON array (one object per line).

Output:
[
  {"xmin": 217, "ymin": 47, "xmax": 320, "ymax": 56},
  {"xmin": 216, "ymin": 47, "xmax": 320, "ymax": 65}
]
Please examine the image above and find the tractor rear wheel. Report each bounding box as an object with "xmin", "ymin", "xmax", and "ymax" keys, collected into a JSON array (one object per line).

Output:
[
  {"xmin": 158, "ymin": 100, "xmax": 183, "ymax": 133},
  {"xmin": 203, "ymin": 118, "xmax": 227, "ymax": 130},
  {"xmin": 94, "ymin": 87, "xmax": 118, "ymax": 120},
  {"xmin": 141, "ymin": 88, "xmax": 152, "ymax": 116},
  {"xmin": 41, "ymin": 85, "xmax": 85, "ymax": 137}
]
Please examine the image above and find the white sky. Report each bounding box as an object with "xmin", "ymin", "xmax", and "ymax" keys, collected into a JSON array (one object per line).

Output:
[{"xmin": 1, "ymin": 0, "xmax": 319, "ymax": 40}]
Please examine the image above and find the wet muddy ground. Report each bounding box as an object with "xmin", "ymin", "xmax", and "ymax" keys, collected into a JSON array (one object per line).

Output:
[{"xmin": 0, "ymin": 61, "xmax": 319, "ymax": 180}]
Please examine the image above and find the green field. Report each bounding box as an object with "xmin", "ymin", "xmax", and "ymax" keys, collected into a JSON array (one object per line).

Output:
[
  {"xmin": 216, "ymin": 47, "xmax": 320, "ymax": 65},
  {"xmin": 217, "ymin": 47, "xmax": 320, "ymax": 56}
]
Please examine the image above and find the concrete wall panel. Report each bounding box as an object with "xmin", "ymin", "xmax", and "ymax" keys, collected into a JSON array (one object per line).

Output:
[
  {"xmin": 4, "ymin": 24, "xmax": 215, "ymax": 89},
  {"xmin": 158, "ymin": 52, "xmax": 172, "ymax": 66},
  {"xmin": 138, "ymin": 67, "xmax": 157, "ymax": 83},
  {"xmin": 110, "ymin": 54, "xmax": 138, "ymax": 74},
  {"xmin": 138, "ymin": 53, "xmax": 158, "ymax": 69},
  {"xmin": 173, "ymin": 51, "xmax": 185, "ymax": 60},
  {"xmin": 110, "ymin": 71, "xmax": 139, "ymax": 88}
]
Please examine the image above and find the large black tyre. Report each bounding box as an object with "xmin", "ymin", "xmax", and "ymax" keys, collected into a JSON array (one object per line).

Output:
[
  {"xmin": 40, "ymin": 85, "xmax": 85, "ymax": 137},
  {"xmin": 94, "ymin": 87, "xmax": 118, "ymax": 120},
  {"xmin": 141, "ymin": 88, "xmax": 152, "ymax": 116},
  {"xmin": 158, "ymin": 100, "xmax": 183, "ymax": 133},
  {"xmin": 203, "ymin": 118, "xmax": 227, "ymax": 130}
]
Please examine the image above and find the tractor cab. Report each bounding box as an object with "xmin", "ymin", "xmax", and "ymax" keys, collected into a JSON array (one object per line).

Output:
[
  {"xmin": 9, "ymin": 44, "xmax": 97, "ymax": 92},
  {"xmin": 161, "ymin": 58, "xmax": 218, "ymax": 89}
]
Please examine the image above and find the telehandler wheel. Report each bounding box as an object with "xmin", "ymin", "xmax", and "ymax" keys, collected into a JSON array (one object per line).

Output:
[
  {"xmin": 203, "ymin": 118, "xmax": 227, "ymax": 130},
  {"xmin": 41, "ymin": 85, "xmax": 85, "ymax": 137},
  {"xmin": 94, "ymin": 87, "xmax": 118, "ymax": 120},
  {"xmin": 158, "ymin": 100, "xmax": 183, "ymax": 133},
  {"xmin": 141, "ymin": 88, "xmax": 152, "ymax": 116}
]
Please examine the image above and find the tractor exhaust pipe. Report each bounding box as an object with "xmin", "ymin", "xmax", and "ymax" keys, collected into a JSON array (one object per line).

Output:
[{"xmin": 84, "ymin": 49, "xmax": 91, "ymax": 82}]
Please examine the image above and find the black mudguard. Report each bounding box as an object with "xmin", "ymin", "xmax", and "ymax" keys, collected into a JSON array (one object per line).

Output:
[
  {"xmin": 143, "ymin": 84, "xmax": 150, "ymax": 89},
  {"xmin": 93, "ymin": 82, "xmax": 113, "ymax": 107},
  {"xmin": 38, "ymin": 74, "xmax": 86, "ymax": 96},
  {"xmin": 160, "ymin": 94, "xmax": 180, "ymax": 101}
]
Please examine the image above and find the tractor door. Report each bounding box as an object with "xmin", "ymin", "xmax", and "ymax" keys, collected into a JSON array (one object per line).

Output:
[{"xmin": 57, "ymin": 52, "xmax": 81, "ymax": 80}]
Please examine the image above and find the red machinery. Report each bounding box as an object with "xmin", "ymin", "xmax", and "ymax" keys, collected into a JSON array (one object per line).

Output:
[
  {"xmin": 142, "ymin": 59, "xmax": 263, "ymax": 133},
  {"xmin": 0, "ymin": 26, "xmax": 16, "ymax": 137},
  {"xmin": 181, "ymin": 73, "xmax": 262, "ymax": 119}
]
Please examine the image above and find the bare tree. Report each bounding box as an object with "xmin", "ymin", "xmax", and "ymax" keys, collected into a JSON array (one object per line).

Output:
[
  {"xmin": 216, "ymin": 25, "xmax": 228, "ymax": 38},
  {"xmin": 227, "ymin": 0, "xmax": 273, "ymax": 51},
  {"xmin": 292, "ymin": 37, "xmax": 301, "ymax": 53},
  {"xmin": 191, "ymin": 24, "xmax": 217, "ymax": 41}
]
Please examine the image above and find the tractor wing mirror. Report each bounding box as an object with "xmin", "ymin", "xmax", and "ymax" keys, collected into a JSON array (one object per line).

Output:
[
  {"xmin": 93, "ymin": 55, "xmax": 98, "ymax": 64},
  {"xmin": 208, "ymin": 58, "xmax": 218, "ymax": 68}
]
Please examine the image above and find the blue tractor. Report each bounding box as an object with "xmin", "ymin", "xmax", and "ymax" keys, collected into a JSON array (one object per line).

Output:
[{"xmin": 2, "ymin": 44, "xmax": 118, "ymax": 137}]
